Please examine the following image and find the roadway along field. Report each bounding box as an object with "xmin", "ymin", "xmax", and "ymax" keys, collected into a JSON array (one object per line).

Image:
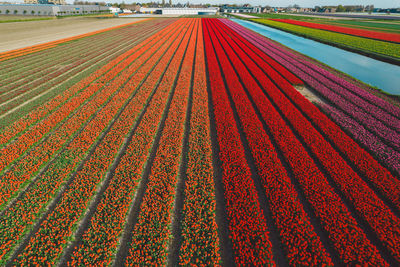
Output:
[
  {"xmin": 0, "ymin": 16, "xmax": 147, "ymax": 52},
  {"xmin": 0, "ymin": 17, "xmax": 399, "ymax": 266}
]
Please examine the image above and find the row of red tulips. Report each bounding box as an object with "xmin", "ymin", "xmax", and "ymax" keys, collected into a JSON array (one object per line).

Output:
[
  {"xmin": 203, "ymin": 18, "xmax": 274, "ymax": 266},
  {"xmin": 205, "ymin": 18, "xmax": 333, "ymax": 265},
  {"xmin": 208, "ymin": 18, "xmax": 385, "ymax": 265},
  {"xmin": 223, "ymin": 17, "xmax": 400, "ymax": 181},
  {"xmin": 221, "ymin": 19, "xmax": 400, "ymax": 170},
  {"xmin": 220, "ymin": 18, "xmax": 400, "ymax": 264}
]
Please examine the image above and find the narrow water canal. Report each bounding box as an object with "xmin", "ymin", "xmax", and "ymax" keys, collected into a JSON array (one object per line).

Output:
[{"xmin": 232, "ymin": 18, "xmax": 400, "ymax": 95}]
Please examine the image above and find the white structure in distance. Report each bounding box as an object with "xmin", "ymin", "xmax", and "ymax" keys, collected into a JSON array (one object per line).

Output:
[
  {"xmin": 139, "ymin": 7, "xmax": 218, "ymax": 15},
  {"xmin": 0, "ymin": 4, "xmax": 110, "ymax": 16}
]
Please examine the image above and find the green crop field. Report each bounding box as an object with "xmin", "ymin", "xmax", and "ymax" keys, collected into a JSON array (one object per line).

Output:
[
  {"xmin": 0, "ymin": 15, "xmax": 54, "ymax": 23},
  {"xmin": 317, "ymin": 20, "xmax": 400, "ymax": 33},
  {"xmin": 251, "ymin": 13, "xmax": 321, "ymax": 20}
]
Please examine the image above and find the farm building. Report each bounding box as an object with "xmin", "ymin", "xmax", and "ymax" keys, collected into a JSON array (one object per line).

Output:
[
  {"xmin": 220, "ymin": 5, "xmax": 261, "ymax": 13},
  {"xmin": 0, "ymin": 4, "xmax": 110, "ymax": 16},
  {"xmin": 24, "ymin": 0, "xmax": 66, "ymax": 5}
]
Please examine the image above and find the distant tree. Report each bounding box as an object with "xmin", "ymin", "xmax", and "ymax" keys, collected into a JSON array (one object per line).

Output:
[
  {"xmin": 23, "ymin": 10, "xmax": 27, "ymax": 14},
  {"xmin": 13, "ymin": 10, "xmax": 17, "ymax": 14},
  {"xmin": 336, "ymin": 5, "xmax": 345, "ymax": 12},
  {"xmin": 6, "ymin": 9, "xmax": 10, "ymax": 14},
  {"xmin": 31, "ymin": 10, "xmax": 35, "ymax": 14}
]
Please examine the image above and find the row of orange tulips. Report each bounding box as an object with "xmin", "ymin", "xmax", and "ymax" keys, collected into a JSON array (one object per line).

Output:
[
  {"xmin": 12, "ymin": 19, "xmax": 183, "ymax": 267},
  {"xmin": 125, "ymin": 19, "xmax": 197, "ymax": 266},
  {"xmin": 0, "ymin": 20, "xmax": 179, "ymax": 265},
  {"xmin": 178, "ymin": 20, "xmax": 221, "ymax": 266},
  {"xmin": 67, "ymin": 19, "xmax": 190, "ymax": 266}
]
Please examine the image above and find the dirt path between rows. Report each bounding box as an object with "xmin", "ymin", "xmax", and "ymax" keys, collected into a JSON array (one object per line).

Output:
[{"xmin": 0, "ymin": 17, "xmax": 146, "ymax": 52}]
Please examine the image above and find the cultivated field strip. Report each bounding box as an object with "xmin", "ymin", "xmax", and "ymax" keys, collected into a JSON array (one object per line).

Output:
[
  {"xmin": 1, "ymin": 17, "xmax": 400, "ymax": 266},
  {"xmin": 0, "ymin": 20, "xmax": 174, "ymax": 126},
  {"xmin": 0, "ymin": 25, "xmax": 176, "ymax": 203},
  {"xmin": 0, "ymin": 21, "xmax": 164, "ymax": 99},
  {"xmin": 65, "ymin": 19, "xmax": 193, "ymax": 266},
  {"xmin": 0, "ymin": 19, "xmax": 175, "ymax": 162},
  {"xmin": 204, "ymin": 19, "xmax": 275, "ymax": 266},
  {"xmin": 0, "ymin": 27, "xmax": 135, "ymax": 92},
  {"xmin": 175, "ymin": 20, "xmax": 220, "ymax": 266},
  {"xmin": 222, "ymin": 19, "xmax": 400, "ymax": 176},
  {"xmin": 122, "ymin": 19, "xmax": 197, "ymax": 266},
  {"xmin": 206, "ymin": 18, "xmax": 333, "ymax": 266},
  {"xmin": 0, "ymin": 20, "xmax": 174, "ymax": 151},
  {"xmin": 219, "ymin": 20, "xmax": 400, "ymax": 218},
  {"xmin": 8, "ymin": 19, "xmax": 189, "ymax": 266},
  {"xmin": 0, "ymin": 20, "xmax": 156, "ymax": 73},
  {"xmin": 210, "ymin": 18, "xmax": 400, "ymax": 264},
  {"xmin": 0, "ymin": 31, "xmax": 138, "ymax": 104},
  {"xmin": 0, "ymin": 19, "xmax": 181, "ymax": 264},
  {"xmin": 0, "ymin": 19, "xmax": 152, "ymax": 62},
  {"xmin": 321, "ymin": 20, "xmax": 400, "ymax": 34}
]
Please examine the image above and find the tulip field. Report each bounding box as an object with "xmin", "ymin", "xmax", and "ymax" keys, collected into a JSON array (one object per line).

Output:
[{"xmin": 0, "ymin": 17, "xmax": 399, "ymax": 266}]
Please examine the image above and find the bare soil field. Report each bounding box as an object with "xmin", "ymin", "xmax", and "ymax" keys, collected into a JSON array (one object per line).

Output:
[{"xmin": 0, "ymin": 16, "xmax": 146, "ymax": 52}]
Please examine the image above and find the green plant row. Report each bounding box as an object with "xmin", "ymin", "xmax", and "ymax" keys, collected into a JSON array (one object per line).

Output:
[
  {"xmin": 311, "ymin": 20, "xmax": 400, "ymax": 34},
  {"xmin": 252, "ymin": 18, "xmax": 400, "ymax": 61},
  {"xmin": 328, "ymin": 20, "xmax": 400, "ymax": 31},
  {"xmin": 251, "ymin": 13, "xmax": 321, "ymax": 20},
  {"xmin": 0, "ymin": 17, "xmax": 54, "ymax": 23}
]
